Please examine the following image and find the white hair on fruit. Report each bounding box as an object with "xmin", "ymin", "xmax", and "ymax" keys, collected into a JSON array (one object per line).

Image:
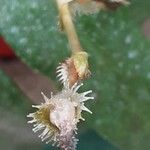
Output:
[{"xmin": 56, "ymin": 62, "xmax": 69, "ymax": 85}]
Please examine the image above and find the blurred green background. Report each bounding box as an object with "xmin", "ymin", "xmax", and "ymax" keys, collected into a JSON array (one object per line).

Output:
[{"xmin": 0, "ymin": 0, "xmax": 150, "ymax": 150}]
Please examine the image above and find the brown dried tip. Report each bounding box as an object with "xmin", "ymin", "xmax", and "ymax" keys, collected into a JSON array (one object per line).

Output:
[{"xmin": 94, "ymin": 0, "xmax": 129, "ymax": 10}]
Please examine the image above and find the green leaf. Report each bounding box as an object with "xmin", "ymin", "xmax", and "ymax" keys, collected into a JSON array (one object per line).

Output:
[{"xmin": 0, "ymin": 0, "xmax": 150, "ymax": 150}]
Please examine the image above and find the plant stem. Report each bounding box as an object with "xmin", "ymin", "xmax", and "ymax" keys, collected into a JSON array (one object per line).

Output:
[{"xmin": 56, "ymin": 1, "xmax": 83, "ymax": 54}]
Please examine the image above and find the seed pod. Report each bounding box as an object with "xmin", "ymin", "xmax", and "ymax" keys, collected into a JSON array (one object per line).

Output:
[{"xmin": 27, "ymin": 82, "xmax": 94, "ymax": 150}]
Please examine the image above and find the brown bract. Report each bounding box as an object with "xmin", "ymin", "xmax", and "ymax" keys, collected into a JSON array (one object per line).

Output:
[{"xmin": 66, "ymin": 58, "xmax": 79, "ymax": 87}]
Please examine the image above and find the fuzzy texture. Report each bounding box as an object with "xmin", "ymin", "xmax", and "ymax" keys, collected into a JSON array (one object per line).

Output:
[
  {"xmin": 57, "ymin": 59, "xmax": 78, "ymax": 87},
  {"xmin": 27, "ymin": 82, "xmax": 94, "ymax": 149}
]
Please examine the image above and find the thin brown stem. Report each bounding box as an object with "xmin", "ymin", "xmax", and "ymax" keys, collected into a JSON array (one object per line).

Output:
[{"xmin": 56, "ymin": 1, "xmax": 83, "ymax": 54}]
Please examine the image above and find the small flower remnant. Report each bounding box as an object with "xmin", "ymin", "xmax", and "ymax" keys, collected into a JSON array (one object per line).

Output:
[
  {"xmin": 67, "ymin": 0, "xmax": 129, "ymax": 15},
  {"xmin": 27, "ymin": 81, "xmax": 94, "ymax": 150},
  {"xmin": 57, "ymin": 51, "xmax": 90, "ymax": 87}
]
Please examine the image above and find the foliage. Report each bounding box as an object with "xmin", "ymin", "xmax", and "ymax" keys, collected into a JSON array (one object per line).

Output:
[{"xmin": 0, "ymin": 0, "xmax": 150, "ymax": 149}]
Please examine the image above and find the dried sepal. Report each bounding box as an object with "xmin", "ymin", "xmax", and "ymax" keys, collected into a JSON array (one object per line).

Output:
[{"xmin": 27, "ymin": 82, "xmax": 94, "ymax": 150}]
